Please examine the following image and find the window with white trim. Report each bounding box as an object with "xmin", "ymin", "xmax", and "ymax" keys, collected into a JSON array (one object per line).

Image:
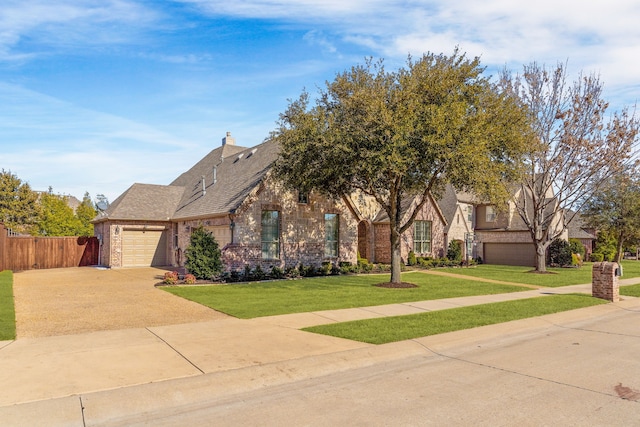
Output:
[
  {"xmin": 485, "ymin": 206, "xmax": 496, "ymax": 222},
  {"xmin": 261, "ymin": 210, "xmax": 280, "ymax": 259},
  {"xmin": 413, "ymin": 220, "xmax": 432, "ymax": 254},
  {"xmin": 324, "ymin": 213, "xmax": 339, "ymax": 258}
]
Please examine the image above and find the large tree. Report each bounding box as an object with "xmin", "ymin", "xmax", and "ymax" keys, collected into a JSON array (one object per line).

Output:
[
  {"xmin": 500, "ymin": 63, "xmax": 639, "ymax": 272},
  {"xmin": 273, "ymin": 51, "xmax": 530, "ymax": 284},
  {"xmin": 75, "ymin": 192, "xmax": 97, "ymax": 236},
  {"xmin": 0, "ymin": 169, "xmax": 40, "ymax": 235},
  {"xmin": 37, "ymin": 190, "xmax": 78, "ymax": 236},
  {"xmin": 582, "ymin": 169, "xmax": 640, "ymax": 263}
]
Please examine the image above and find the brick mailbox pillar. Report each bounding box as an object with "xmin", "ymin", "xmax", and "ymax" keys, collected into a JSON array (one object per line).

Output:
[{"xmin": 592, "ymin": 262, "xmax": 620, "ymax": 302}]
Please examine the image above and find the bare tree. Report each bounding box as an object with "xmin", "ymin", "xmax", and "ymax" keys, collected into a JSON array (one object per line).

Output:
[{"xmin": 500, "ymin": 63, "xmax": 639, "ymax": 272}]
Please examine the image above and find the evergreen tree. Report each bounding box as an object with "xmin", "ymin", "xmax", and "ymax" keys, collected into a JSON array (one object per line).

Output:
[
  {"xmin": 185, "ymin": 226, "xmax": 223, "ymax": 279},
  {"xmin": 38, "ymin": 191, "xmax": 77, "ymax": 236},
  {"xmin": 0, "ymin": 169, "xmax": 40, "ymax": 234},
  {"xmin": 75, "ymin": 192, "xmax": 97, "ymax": 236}
]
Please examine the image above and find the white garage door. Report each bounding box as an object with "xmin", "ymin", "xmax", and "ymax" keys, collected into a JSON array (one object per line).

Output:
[
  {"xmin": 122, "ymin": 230, "xmax": 168, "ymax": 267},
  {"xmin": 484, "ymin": 243, "xmax": 536, "ymax": 267}
]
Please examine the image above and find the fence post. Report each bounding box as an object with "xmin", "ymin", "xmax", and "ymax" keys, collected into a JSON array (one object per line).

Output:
[{"xmin": 0, "ymin": 223, "xmax": 5, "ymax": 270}]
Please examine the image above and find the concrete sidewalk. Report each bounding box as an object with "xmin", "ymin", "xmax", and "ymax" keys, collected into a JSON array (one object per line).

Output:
[{"xmin": 0, "ymin": 279, "xmax": 638, "ymax": 425}]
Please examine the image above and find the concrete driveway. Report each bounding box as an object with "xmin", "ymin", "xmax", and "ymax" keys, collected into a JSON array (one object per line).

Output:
[{"xmin": 12, "ymin": 267, "xmax": 228, "ymax": 338}]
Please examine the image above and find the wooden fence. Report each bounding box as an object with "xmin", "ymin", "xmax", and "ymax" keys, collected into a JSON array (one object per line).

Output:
[{"xmin": 0, "ymin": 223, "xmax": 99, "ymax": 271}]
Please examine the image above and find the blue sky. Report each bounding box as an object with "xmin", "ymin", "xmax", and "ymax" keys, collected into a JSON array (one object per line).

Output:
[{"xmin": 2, "ymin": 0, "xmax": 640, "ymax": 202}]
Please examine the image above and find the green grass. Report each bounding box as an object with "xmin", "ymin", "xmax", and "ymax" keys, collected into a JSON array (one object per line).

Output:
[
  {"xmin": 439, "ymin": 260, "xmax": 640, "ymax": 288},
  {"xmin": 162, "ymin": 271, "xmax": 528, "ymax": 318},
  {"xmin": 0, "ymin": 270, "xmax": 16, "ymax": 340},
  {"xmin": 304, "ymin": 294, "xmax": 609, "ymax": 344},
  {"xmin": 620, "ymin": 283, "xmax": 640, "ymax": 297}
]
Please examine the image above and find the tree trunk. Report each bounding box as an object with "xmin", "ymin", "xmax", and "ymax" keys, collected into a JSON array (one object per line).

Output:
[
  {"xmin": 614, "ymin": 232, "xmax": 625, "ymax": 263},
  {"xmin": 390, "ymin": 225, "xmax": 402, "ymax": 284},
  {"xmin": 534, "ymin": 241, "xmax": 547, "ymax": 272}
]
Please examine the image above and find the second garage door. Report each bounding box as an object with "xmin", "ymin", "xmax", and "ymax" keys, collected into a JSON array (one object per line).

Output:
[
  {"xmin": 483, "ymin": 243, "xmax": 536, "ymax": 267},
  {"xmin": 122, "ymin": 229, "xmax": 168, "ymax": 267}
]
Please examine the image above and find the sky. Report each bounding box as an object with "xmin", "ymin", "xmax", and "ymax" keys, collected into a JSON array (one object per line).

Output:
[{"xmin": 1, "ymin": 0, "xmax": 640, "ymax": 203}]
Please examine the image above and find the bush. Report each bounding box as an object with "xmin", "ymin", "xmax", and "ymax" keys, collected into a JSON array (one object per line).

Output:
[
  {"xmin": 590, "ymin": 253, "xmax": 604, "ymax": 262},
  {"xmin": 184, "ymin": 274, "xmax": 196, "ymax": 284},
  {"xmin": 571, "ymin": 253, "xmax": 583, "ymax": 267},
  {"xmin": 163, "ymin": 271, "xmax": 178, "ymax": 285},
  {"xmin": 253, "ymin": 265, "xmax": 266, "ymax": 281},
  {"xmin": 320, "ymin": 261, "xmax": 332, "ymax": 276},
  {"xmin": 569, "ymin": 238, "xmax": 586, "ymax": 259},
  {"xmin": 285, "ymin": 266, "xmax": 300, "ymax": 278},
  {"xmin": 548, "ymin": 238, "xmax": 572, "ymax": 267},
  {"xmin": 185, "ymin": 226, "xmax": 223, "ymax": 280},
  {"xmin": 407, "ymin": 251, "xmax": 417, "ymax": 266},
  {"xmin": 270, "ymin": 266, "xmax": 285, "ymax": 280},
  {"xmin": 446, "ymin": 241, "xmax": 462, "ymax": 263}
]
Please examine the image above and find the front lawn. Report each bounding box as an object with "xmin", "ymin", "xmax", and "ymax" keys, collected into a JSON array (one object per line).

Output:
[
  {"xmin": 162, "ymin": 271, "xmax": 527, "ymax": 318},
  {"xmin": 439, "ymin": 260, "xmax": 640, "ymax": 287},
  {"xmin": 0, "ymin": 270, "xmax": 16, "ymax": 340},
  {"xmin": 620, "ymin": 283, "xmax": 640, "ymax": 297},
  {"xmin": 304, "ymin": 294, "xmax": 608, "ymax": 344}
]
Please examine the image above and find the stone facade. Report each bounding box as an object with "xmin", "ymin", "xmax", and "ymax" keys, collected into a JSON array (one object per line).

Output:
[
  {"xmin": 218, "ymin": 178, "xmax": 358, "ymax": 271},
  {"xmin": 373, "ymin": 198, "xmax": 447, "ymax": 264}
]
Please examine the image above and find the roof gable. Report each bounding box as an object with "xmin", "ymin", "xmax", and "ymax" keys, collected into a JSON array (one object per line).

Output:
[
  {"xmin": 172, "ymin": 138, "xmax": 280, "ymax": 219},
  {"xmin": 95, "ymin": 183, "xmax": 184, "ymax": 222}
]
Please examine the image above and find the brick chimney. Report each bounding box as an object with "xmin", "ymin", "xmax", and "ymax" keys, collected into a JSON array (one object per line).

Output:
[{"xmin": 222, "ymin": 131, "xmax": 235, "ymax": 146}]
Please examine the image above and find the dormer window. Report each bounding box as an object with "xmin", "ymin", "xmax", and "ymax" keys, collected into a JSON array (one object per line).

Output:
[{"xmin": 298, "ymin": 191, "xmax": 309, "ymax": 204}]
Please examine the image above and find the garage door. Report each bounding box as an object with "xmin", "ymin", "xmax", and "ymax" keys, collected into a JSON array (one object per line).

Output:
[
  {"xmin": 483, "ymin": 243, "xmax": 536, "ymax": 267},
  {"xmin": 122, "ymin": 230, "xmax": 168, "ymax": 267}
]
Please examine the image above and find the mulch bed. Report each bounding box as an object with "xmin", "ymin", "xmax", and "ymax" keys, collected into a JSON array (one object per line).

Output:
[{"xmin": 374, "ymin": 282, "xmax": 418, "ymax": 288}]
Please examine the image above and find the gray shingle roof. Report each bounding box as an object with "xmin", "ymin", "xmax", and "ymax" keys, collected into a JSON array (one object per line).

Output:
[
  {"xmin": 566, "ymin": 210, "xmax": 596, "ymax": 240},
  {"xmin": 171, "ymin": 139, "xmax": 279, "ymax": 219},
  {"xmin": 96, "ymin": 183, "xmax": 184, "ymax": 221},
  {"xmin": 93, "ymin": 138, "xmax": 280, "ymax": 223}
]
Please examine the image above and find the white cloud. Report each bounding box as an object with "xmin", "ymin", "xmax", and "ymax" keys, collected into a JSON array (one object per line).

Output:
[{"xmin": 0, "ymin": 0, "xmax": 158, "ymax": 61}]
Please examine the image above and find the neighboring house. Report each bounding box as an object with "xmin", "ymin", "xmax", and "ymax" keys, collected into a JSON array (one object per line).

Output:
[
  {"xmin": 93, "ymin": 133, "xmax": 448, "ymax": 271},
  {"xmin": 473, "ymin": 184, "xmax": 566, "ymax": 266},
  {"xmin": 565, "ymin": 210, "xmax": 596, "ymax": 258},
  {"xmin": 437, "ymin": 184, "xmax": 476, "ymax": 261},
  {"xmin": 371, "ymin": 195, "xmax": 448, "ymax": 263}
]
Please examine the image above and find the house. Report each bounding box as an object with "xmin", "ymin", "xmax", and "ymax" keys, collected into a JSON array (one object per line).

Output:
[
  {"xmin": 369, "ymin": 195, "xmax": 448, "ymax": 263},
  {"xmin": 565, "ymin": 210, "xmax": 596, "ymax": 258},
  {"xmin": 431, "ymin": 181, "xmax": 570, "ymax": 267},
  {"xmin": 472, "ymin": 184, "xmax": 566, "ymax": 266},
  {"xmin": 94, "ymin": 133, "xmax": 448, "ymax": 271},
  {"xmin": 437, "ymin": 184, "xmax": 476, "ymax": 261}
]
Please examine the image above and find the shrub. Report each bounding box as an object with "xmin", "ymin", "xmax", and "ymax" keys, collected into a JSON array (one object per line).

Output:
[
  {"xmin": 163, "ymin": 271, "xmax": 178, "ymax": 285},
  {"xmin": 270, "ymin": 266, "xmax": 285, "ymax": 280},
  {"xmin": 569, "ymin": 238, "xmax": 586, "ymax": 259},
  {"xmin": 407, "ymin": 251, "xmax": 417, "ymax": 266},
  {"xmin": 446, "ymin": 241, "xmax": 462, "ymax": 263},
  {"xmin": 571, "ymin": 253, "xmax": 583, "ymax": 267},
  {"xmin": 548, "ymin": 238, "xmax": 572, "ymax": 267},
  {"xmin": 185, "ymin": 226, "xmax": 223, "ymax": 280},
  {"xmin": 243, "ymin": 265, "xmax": 253, "ymax": 281},
  {"xmin": 590, "ymin": 253, "xmax": 604, "ymax": 262},
  {"xmin": 184, "ymin": 274, "xmax": 196, "ymax": 284},
  {"xmin": 285, "ymin": 266, "xmax": 300, "ymax": 278},
  {"xmin": 253, "ymin": 265, "xmax": 266, "ymax": 281},
  {"xmin": 320, "ymin": 261, "xmax": 332, "ymax": 276}
]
